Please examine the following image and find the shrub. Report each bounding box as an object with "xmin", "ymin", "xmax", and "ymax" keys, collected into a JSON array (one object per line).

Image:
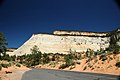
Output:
[
  {"xmin": 115, "ymin": 62, "xmax": 120, "ymax": 67},
  {"xmin": 0, "ymin": 64, "xmax": 2, "ymax": 70},
  {"xmin": 99, "ymin": 48, "xmax": 105, "ymax": 54},
  {"xmin": 86, "ymin": 49, "xmax": 95, "ymax": 57},
  {"xmin": 52, "ymin": 55, "xmax": 56, "ymax": 61},
  {"xmin": 107, "ymin": 44, "xmax": 120, "ymax": 54},
  {"xmin": 1, "ymin": 63, "xmax": 10, "ymax": 68},
  {"xmin": 94, "ymin": 52, "xmax": 98, "ymax": 56},
  {"xmin": 42, "ymin": 54, "xmax": 50, "ymax": 64},
  {"xmin": 19, "ymin": 46, "xmax": 43, "ymax": 67},
  {"xmin": 99, "ymin": 54, "xmax": 107, "ymax": 61},
  {"xmin": 83, "ymin": 66, "xmax": 87, "ymax": 70},
  {"xmin": 59, "ymin": 61, "xmax": 75, "ymax": 69},
  {"xmin": 8, "ymin": 63, "xmax": 12, "ymax": 67},
  {"xmin": 76, "ymin": 62, "xmax": 80, "ymax": 65},
  {"xmin": 59, "ymin": 64, "xmax": 68, "ymax": 69},
  {"xmin": 16, "ymin": 63, "xmax": 21, "ymax": 67},
  {"xmin": 1, "ymin": 54, "xmax": 12, "ymax": 61},
  {"xmin": 11, "ymin": 55, "xmax": 16, "ymax": 61}
]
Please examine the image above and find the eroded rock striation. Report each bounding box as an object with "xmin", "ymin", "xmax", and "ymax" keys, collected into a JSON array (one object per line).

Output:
[{"xmin": 13, "ymin": 28, "xmax": 120, "ymax": 55}]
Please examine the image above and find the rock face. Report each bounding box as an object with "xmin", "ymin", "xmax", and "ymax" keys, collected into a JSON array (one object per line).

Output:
[
  {"xmin": 12, "ymin": 28, "xmax": 120, "ymax": 56},
  {"xmin": 53, "ymin": 30, "xmax": 108, "ymax": 37},
  {"xmin": 6, "ymin": 48, "xmax": 17, "ymax": 56},
  {"xmin": 7, "ymin": 48, "xmax": 17, "ymax": 52},
  {"xmin": 12, "ymin": 30, "xmax": 116, "ymax": 56}
]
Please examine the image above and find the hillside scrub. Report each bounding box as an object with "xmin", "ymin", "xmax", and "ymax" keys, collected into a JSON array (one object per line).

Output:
[
  {"xmin": 115, "ymin": 62, "xmax": 120, "ymax": 67},
  {"xmin": 16, "ymin": 63, "xmax": 21, "ymax": 67},
  {"xmin": 0, "ymin": 44, "xmax": 120, "ymax": 72}
]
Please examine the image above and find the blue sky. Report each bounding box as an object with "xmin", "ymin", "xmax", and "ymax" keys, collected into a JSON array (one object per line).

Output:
[{"xmin": 0, "ymin": 0, "xmax": 120, "ymax": 48}]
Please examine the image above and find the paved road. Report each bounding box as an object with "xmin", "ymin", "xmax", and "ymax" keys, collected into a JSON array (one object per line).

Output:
[{"xmin": 21, "ymin": 68, "xmax": 120, "ymax": 80}]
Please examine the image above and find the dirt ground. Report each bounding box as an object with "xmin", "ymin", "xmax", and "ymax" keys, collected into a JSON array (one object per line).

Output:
[{"xmin": 0, "ymin": 65, "xmax": 30, "ymax": 80}]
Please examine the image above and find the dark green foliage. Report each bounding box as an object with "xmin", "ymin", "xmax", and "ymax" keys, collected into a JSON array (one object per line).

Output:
[
  {"xmin": 93, "ymin": 48, "xmax": 105, "ymax": 56},
  {"xmin": 113, "ymin": 44, "xmax": 120, "ymax": 54},
  {"xmin": 115, "ymin": 62, "xmax": 120, "ymax": 67},
  {"xmin": 0, "ymin": 32, "xmax": 8, "ymax": 55},
  {"xmin": 59, "ymin": 54, "xmax": 75, "ymax": 69},
  {"xmin": 107, "ymin": 32, "xmax": 120, "ymax": 54},
  {"xmin": 0, "ymin": 64, "xmax": 2, "ymax": 70},
  {"xmin": 59, "ymin": 61, "xmax": 75, "ymax": 69},
  {"xmin": 65, "ymin": 58, "xmax": 75, "ymax": 66},
  {"xmin": 1, "ymin": 63, "xmax": 10, "ymax": 68},
  {"xmin": 42, "ymin": 53, "xmax": 50, "ymax": 64},
  {"xmin": 94, "ymin": 51, "xmax": 98, "ymax": 56},
  {"xmin": 14, "ymin": 45, "xmax": 43, "ymax": 67},
  {"xmin": 1, "ymin": 54, "xmax": 12, "ymax": 61},
  {"xmin": 0, "ymin": 32, "xmax": 10, "ymax": 61},
  {"xmin": 64, "ymin": 54, "xmax": 75, "ymax": 60},
  {"xmin": 86, "ymin": 49, "xmax": 95, "ymax": 58},
  {"xmin": 64, "ymin": 54, "xmax": 73, "ymax": 64},
  {"xmin": 16, "ymin": 63, "xmax": 21, "ymax": 67},
  {"xmin": 52, "ymin": 55, "xmax": 55, "ymax": 61},
  {"xmin": 16, "ymin": 45, "xmax": 50, "ymax": 67},
  {"xmin": 23, "ymin": 52, "xmax": 42, "ymax": 67},
  {"xmin": 107, "ymin": 44, "xmax": 120, "ymax": 54},
  {"xmin": 11, "ymin": 55, "xmax": 16, "ymax": 61},
  {"xmin": 59, "ymin": 64, "xmax": 68, "ymax": 69},
  {"xmin": 99, "ymin": 54, "xmax": 107, "ymax": 61},
  {"xmin": 0, "ymin": 32, "xmax": 16, "ymax": 63},
  {"xmin": 29, "ymin": 45, "xmax": 42, "ymax": 66},
  {"xmin": 51, "ymin": 54, "xmax": 60, "ymax": 61}
]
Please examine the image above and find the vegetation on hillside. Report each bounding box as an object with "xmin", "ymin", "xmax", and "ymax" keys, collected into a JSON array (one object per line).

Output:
[
  {"xmin": 0, "ymin": 31, "xmax": 120, "ymax": 72},
  {"xmin": 0, "ymin": 44, "xmax": 120, "ymax": 69}
]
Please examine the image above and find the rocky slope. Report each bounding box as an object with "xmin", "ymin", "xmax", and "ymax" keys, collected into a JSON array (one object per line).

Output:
[
  {"xmin": 35, "ymin": 53, "xmax": 120, "ymax": 75},
  {"xmin": 12, "ymin": 30, "xmax": 111, "ymax": 56}
]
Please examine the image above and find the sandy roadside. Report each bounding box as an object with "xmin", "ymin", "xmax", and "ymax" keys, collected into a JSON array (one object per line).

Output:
[
  {"xmin": 0, "ymin": 66, "xmax": 119, "ymax": 80},
  {"xmin": 0, "ymin": 66, "xmax": 31, "ymax": 80}
]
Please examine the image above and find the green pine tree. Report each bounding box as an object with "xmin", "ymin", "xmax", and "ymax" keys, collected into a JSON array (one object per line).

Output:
[{"xmin": 0, "ymin": 32, "xmax": 8, "ymax": 58}]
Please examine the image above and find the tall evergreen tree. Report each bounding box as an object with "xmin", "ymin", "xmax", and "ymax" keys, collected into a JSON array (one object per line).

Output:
[
  {"xmin": 31, "ymin": 45, "xmax": 42, "ymax": 66},
  {"xmin": 0, "ymin": 32, "xmax": 8, "ymax": 56}
]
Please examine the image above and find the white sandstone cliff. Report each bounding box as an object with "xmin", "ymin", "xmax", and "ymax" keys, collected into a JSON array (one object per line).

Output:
[{"xmin": 13, "ymin": 31, "xmax": 110, "ymax": 56}]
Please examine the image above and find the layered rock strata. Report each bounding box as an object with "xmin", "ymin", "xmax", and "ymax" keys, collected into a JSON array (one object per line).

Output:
[{"xmin": 12, "ymin": 29, "xmax": 118, "ymax": 55}]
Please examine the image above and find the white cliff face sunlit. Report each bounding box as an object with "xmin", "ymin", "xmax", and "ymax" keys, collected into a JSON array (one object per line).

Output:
[{"xmin": 12, "ymin": 29, "xmax": 120, "ymax": 56}]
